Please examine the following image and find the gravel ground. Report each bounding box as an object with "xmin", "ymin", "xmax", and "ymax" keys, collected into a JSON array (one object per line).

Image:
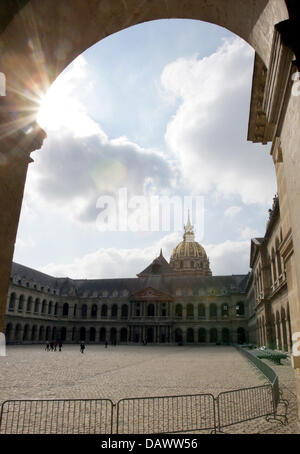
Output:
[{"xmin": 0, "ymin": 345, "xmax": 298, "ymax": 434}]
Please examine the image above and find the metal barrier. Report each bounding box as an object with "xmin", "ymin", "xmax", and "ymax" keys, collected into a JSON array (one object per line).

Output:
[
  {"xmin": 217, "ymin": 385, "xmax": 274, "ymax": 430},
  {"xmin": 116, "ymin": 393, "xmax": 216, "ymax": 434},
  {"xmin": 0, "ymin": 398, "xmax": 114, "ymax": 434},
  {"xmin": 0, "ymin": 348, "xmax": 289, "ymax": 434},
  {"xmin": 236, "ymin": 346, "xmax": 288, "ymax": 425}
]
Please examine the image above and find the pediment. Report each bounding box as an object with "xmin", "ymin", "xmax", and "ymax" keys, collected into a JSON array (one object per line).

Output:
[{"xmin": 130, "ymin": 287, "xmax": 173, "ymax": 301}]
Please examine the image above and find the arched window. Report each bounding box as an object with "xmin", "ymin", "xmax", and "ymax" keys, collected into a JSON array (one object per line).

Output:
[
  {"xmin": 60, "ymin": 327, "xmax": 67, "ymax": 341},
  {"xmin": 91, "ymin": 304, "xmax": 97, "ymax": 318},
  {"xmin": 62, "ymin": 303, "xmax": 69, "ymax": 317},
  {"xmin": 175, "ymin": 304, "xmax": 182, "ymax": 318},
  {"xmin": 198, "ymin": 304, "xmax": 205, "ymax": 319},
  {"xmin": 210, "ymin": 328, "xmax": 218, "ymax": 343},
  {"xmin": 8, "ymin": 293, "xmax": 16, "ymax": 311},
  {"xmin": 209, "ymin": 304, "xmax": 217, "ymax": 319},
  {"xmin": 101, "ymin": 304, "xmax": 108, "ymax": 318},
  {"xmin": 272, "ymin": 248, "xmax": 277, "ymax": 282},
  {"xmin": 221, "ymin": 303, "xmax": 229, "ymax": 317},
  {"xmin": 186, "ymin": 304, "xmax": 194, "ymax": 320},
  {"xmin": 23, "ymin": 324, "xmax": 30, "ymax": 341},
  {"xmin": 31, "ymin": 325, "xmax": 37, "ymax": 341},
  {"xmin": 100, "ymin": 327, "xmax": 106, "ymax": 342},
  {"xmin": 26, "ymin": 296, "xmax": 32, "ymax": 313},
  {"xmin": 110, "ymin": 327, "xmax": 117, "ymax": 343},
  {"xmin": 81, "ymin": 304, "xmax": 87, "ymax": 318},
  {"xmin": 34, "ymin": 298, "xmax": 40, "ymax": 314},
  {"xmin": 54, "ymin": 303, "xmax": 58, "ymax": 316},
  {"xmin": 135, "ymin": 303, "xmax": 141, "ymax": 317},
  {"xmin": 276, "ymin": 238, "xmax": 282, "ymax": 276},
  {"xmin": 236, "ymin": 302, "xmax": 244, "ymax": 316},
  {"xmin": 89, "ymin": 327, "xmax": 96, "ymax": 342},
  {"xmin": 222, "ymin": 328, "xmax": 230, "ymax": 344},
  {"xmin": 15, "ymin": 324, "xmax": 22, "ymax": 341},
  {"xmin": 175, "ymin": 328, "xmax": 183, "ymax": 343},
  {"xmin": 147, "ymin": 304, "xmax": 155, "ymax": 317},
  {"xmin": 80, "ymin": 327, "xmax": 86, "ymax": 341},
  {"xmin": 111, "ymin": 304, "xmax": 118, "ymax": 319},
  {"xmin": 46, "ymin": 326, "xmax": 51, "ymax": 341},
  {"xmin": 39, "ymin": 326, "xmax": 45, "ymax": 341},
  {"xmin": 48, "ymin": 301, "xmax": 53, "ymax": 315},
  {"xmin": 120, "ymin": 328, "xmax": 128, "ymax": 343},
  {"xmin": 18, "ymin": 295, "xmax": 24, "ymax": 312},
  {"xmin": 198, "ymin": 328, "xmax": 206, "ymax": 343},
  {"xmin": 121, "ymin": 304, "xmax": 128, "ymax": 319},
  {"xmin": 41, "ymin": 300, "xmax": 47, "ymax": 314},
  {"xmin": 5, "ymin": 324, "xmax": 13, "ymax": 342},
  {"xmin": 237, "ymin": 327, "xmax": 246, "ymax": 344},
  {"xmin": 186, "ymin": 328, "xmax": 194, "ymax": 343}
]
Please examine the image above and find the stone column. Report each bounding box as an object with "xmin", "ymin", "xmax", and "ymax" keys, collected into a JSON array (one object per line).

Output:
[{"xmin": 0, "ymin": 120, "xmax": 46, "ymax": 332}]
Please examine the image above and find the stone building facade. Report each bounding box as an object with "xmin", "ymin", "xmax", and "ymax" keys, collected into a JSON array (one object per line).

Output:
[
  {"xmin": 1, "ymin": 0, "xmax": 300, "ymax": 429},
  {"xmin": 4, "ymin": 221, "xmax": 248, "ymax": 346},
  {"xmin": 249, "ymin": 196, "xmax": 292, "ymax": 352}
]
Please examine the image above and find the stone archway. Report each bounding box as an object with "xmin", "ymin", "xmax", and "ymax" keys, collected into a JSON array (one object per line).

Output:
[
  {"xmin": 0, "ymin": 1, "xmax": 296, "ymax": 337},
  {"xmin": 1, "ymin": 0, "xmax": 300, "ymax": 430}
]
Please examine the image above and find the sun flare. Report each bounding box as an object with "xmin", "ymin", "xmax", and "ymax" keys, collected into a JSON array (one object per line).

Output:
[{"xmin": 37, "ymin": 56, "xmax": 99, "ymax": 136}]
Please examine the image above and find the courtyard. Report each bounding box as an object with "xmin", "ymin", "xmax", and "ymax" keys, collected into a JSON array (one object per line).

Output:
[{"xmin": 0, "ymin": 345, "xmax": 298, "ymax": 433}]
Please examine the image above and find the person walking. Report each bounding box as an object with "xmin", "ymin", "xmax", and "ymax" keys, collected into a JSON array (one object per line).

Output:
[
  {"xmin": 80, "ymin": 343, "xmax": 85, "ymax": 354},
  {"xmin": 45, "ymin": 342, "xmax": 50, "ymax": 351},
  {"xmin": 59, "ymin": 342, "xmax": 63, "ymax": 352}
]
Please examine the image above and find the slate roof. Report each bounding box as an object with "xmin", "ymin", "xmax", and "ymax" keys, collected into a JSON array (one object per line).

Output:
[
  {"xmin": 137, "ymin": 250, "xmax": 174, "ymax": 277},
  {"xmin": 10, "ymin": 261, "xmax": 248, "ymax": 296}
]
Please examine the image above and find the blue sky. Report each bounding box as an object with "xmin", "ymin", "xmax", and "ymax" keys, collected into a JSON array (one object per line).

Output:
[{"xmin": 13, "ymin": 19, "xmax": 277, "ymax": 279}]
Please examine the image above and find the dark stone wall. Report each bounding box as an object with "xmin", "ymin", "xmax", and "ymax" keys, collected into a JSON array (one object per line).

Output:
[{"xmin": 0, "ymin": 0, "xmax": 30, "ymax": 34}]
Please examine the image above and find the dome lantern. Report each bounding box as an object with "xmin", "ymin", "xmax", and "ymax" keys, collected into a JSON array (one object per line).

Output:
[{"xmin": 169, "ymin": 212, "xmax": 212, "ymax": 276}]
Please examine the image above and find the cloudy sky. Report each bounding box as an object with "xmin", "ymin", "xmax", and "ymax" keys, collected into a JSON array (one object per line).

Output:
[{"xmin": 14, "ymin": 19, "xmax": 277, "ymax": 279}]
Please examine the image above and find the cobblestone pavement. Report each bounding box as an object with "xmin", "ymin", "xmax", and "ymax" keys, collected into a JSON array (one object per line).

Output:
[{"xmin": 0, "ymin": 345, "xmax": 298, "ymax": 434}]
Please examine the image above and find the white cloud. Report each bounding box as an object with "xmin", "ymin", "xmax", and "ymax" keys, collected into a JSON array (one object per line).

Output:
[
  {"xmin": 31, "ymin": 56, "xmax": 178, "ymax": 225},
  {"xmin": 38, "ymin": 55, "xmax": 101, "ymax": 137},
  {"xmin": 205, "ymin": 240, "xmax": 250, "ymax": 275},
  {"xmin": 40, "ymin": 232, "xmax": 181, "ymax": 279},
  {"xmin": 28, "ymin": 131, "xmax": 176, "ymax": 224},
  {"xmin": 161, "ymin": 38, "xmax": 276, "ymax": 205},
  {"xmin": 224, "ymin": 206, "xmax": 242, "ymax": 218},
  {"xmin": 40, "ymin": 234, "xmax": 251, "ymax": 279},
  {"xmin": 239, "ymin": 226, "xmax": 261, "ymax": 241}
]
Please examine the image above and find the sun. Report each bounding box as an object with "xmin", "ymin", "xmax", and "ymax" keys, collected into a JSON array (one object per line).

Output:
[{"xmin": 37, "ymin": 56, "xmax": 99, "ymax": 137}]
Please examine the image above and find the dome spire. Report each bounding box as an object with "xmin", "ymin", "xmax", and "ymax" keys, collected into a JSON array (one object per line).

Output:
[
  {"xmin": 186, "ymin": 209, "xmax": 192, "ymax": 227},
  {"xmin": 184, "ymin": 210, "xmax": 195, "ymax": 242}
]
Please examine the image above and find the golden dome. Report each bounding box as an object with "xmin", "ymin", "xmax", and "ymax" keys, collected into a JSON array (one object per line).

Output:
[
  {"xmin": 169, "ymin": 212, "xmax": 212, "ymax": 276},
  {"xmin": 171, "ymin": 241, "xmax": 207, "ymax": 260}
]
